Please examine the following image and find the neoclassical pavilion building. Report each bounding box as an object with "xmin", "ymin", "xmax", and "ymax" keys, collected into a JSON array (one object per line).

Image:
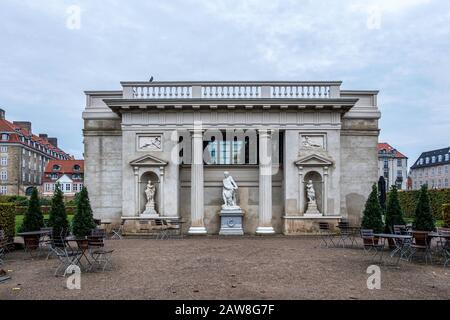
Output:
[{"xmin": 82, "ymin": 81, "xmax": 380, "ymax": 235}]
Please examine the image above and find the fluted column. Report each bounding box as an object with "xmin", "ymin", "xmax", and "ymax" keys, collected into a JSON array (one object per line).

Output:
[
  {"xmin": 188, "ymin": 129, "xmax": 207, "ymax": 234},
  {"xmin": 256, "ymin": 129, "xmax": 275, "ymax": 234}
]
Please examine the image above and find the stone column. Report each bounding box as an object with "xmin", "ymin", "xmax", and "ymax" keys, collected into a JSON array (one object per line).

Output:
[
  {"xmin": 134, "ymin": 167, "xmax": 139, "ymax": 216},
  {"xmin": 298, "ymin": 166, "xmax": 304, "ymax": 214},
  {"xmin": 159, "ymin": 166, "xmax": 165, "ymax": 216},
  {"xmin": 188, "ymin": 129, "xmax": 207, "ymax": 234},
  {"xmin": 256, "ymin": 129, "xmax": 275, "ymax": 234},
  {"xmin": 323, "ymin": 167, "xmax": 328, "ymax": 215}
]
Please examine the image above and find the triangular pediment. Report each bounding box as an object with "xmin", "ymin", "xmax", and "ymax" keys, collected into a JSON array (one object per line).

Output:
[
  {"xmin": 295, "ymin": 153, "xmax": 334, "ymax": 167},
  {"xmin": 130, "ymin": 154, "xmax": 168, "ymax": 167}
]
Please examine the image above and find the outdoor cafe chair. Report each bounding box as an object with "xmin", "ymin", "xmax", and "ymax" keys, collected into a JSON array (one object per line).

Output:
[
  {"xmin": 111, "ymin": 220, "xmax": 125, "ymax": 240},
  {"xmin": 91, "ymin": 228, "xmax": 107, "ymax": 238},
  {"xmin": 318, "ymin": 222, "xmax": 335, "ymax": 248},
  {"xmin": 154, "ymin": 219, "xmax": 169, "ymax": 240},
  {"xmin": 0, "ymin": 230, "xmax": 14, "ymax": 253},
  {"xmin": 162, "ymin": 220, "xmax": 181, "ymax": 239},
  {"xmin": 53, "ymin": 237, "xmax": 82, "ymax": 277},
  {"xmin": 336, "ymin": 221, "xmax": 357, "ymax": 248},
  {"xmin": 408, "ymin": 231, "xmax": 433, "ymax": 264},
  {"xmin": 87, "ymin": 236, "xmax": 114, "ymax": 271},
  {"xmin": 360, "ymin": 229, "xmax": 384, "ymax": 262},
  {"xmin": 436, "ymin": 228, "xmax": 450, "ymax": 253},
  {"xmin": 392, "ymin": 225, "xmax": 412, "ymax": 260},
  {"xmin": 443, "ymin": 239, "xmax": 450, "ymax": 268},
  {"xmin": 0, "ymin": 245, "xmax": 4, "ymax": 266}
]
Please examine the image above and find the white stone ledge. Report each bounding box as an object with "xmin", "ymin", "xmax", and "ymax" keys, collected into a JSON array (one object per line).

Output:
[{"xmin": 282, "ymin": 215, "xmax": 342, "ymax": 220}]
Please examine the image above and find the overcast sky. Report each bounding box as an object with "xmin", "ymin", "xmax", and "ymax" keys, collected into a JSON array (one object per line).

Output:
[{"xmin": 1, "ymin": 0, "xmax": 449, "ymax": 167}]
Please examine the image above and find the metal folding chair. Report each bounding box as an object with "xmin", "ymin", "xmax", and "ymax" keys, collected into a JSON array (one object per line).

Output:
[
  {"xmin": 87, "ymin": 236, "xmax": 114, "ymax": 271},
  {"xmin": 318, "ymin": 222, "xmax": 335, "ymax": 247},
  {"xmin": 360, "ymin": 229, "xmax": 385, "ymax": 262},
  {"xmin": 111, "ymin": 220, "xmax": 125, "ymax": 240},
  {"xmin": 154, "ymin": 219, "xmax": 169, "ymax": 240},
  {"xmin": 336, "ymin": 222, "xmax": 356, "ymax": 248},
  {"xmin": 53, "ymin": 237, "xmax": 82, "ymax": 277},
  {"xmin": 444, "ymin": 239, "xmax": 450, "ymax": 268},
  {"xmin": 408, "ymin": 231, "xmax": 433, "ymax": 264},
  {"xmin": 0, "ymin": 230, "xmax": 14, "ymax": 253}
]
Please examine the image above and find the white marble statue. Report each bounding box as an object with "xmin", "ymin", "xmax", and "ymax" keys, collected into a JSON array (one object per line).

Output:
[
  {"xmin": 306, "ymin": 180, "xmax": 316, "ymax": 203},
  {"xmin": 302, "ymin": 136, "xmax": 322, "ymax": 149},
  {"xmin": 142, "ymin": 180, "xmax": 158, "ymax": 216},
  {"xmin": 222, "ymin": 171, "xmax": 239, "ymax": 209}
]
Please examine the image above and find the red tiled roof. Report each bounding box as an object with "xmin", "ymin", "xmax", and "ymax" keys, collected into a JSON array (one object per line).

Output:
[
  {"xmin": 44, "ymin": 160, "xmax": 84, "ymax": 174},
  {"xmin": 378, "ymin": 142, "xmax": 407, "ymax": 158},
  {"xmin": 0, "ymin": 118, "xmax": 70, "ymax": 158}
]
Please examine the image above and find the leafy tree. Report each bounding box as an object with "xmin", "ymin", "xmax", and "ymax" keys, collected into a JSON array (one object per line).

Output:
[
  {"xmin": 413, "ymin": 185, "xmax": 435, "ymax": 231},
  {"xmin": 48, "ymin": 184, "xmax": 69, "ymax": 237},
  {"xmin": 384, "ymin": 185, "xmax": 405, "ymax": 233},
  {"xmin": 21, "ymin": 187, "xmax": 44, "ymax": 232},
  {"xmin": 361, "ymin": 184, "xmax": 384, "ymax": 233},
  {"xmin": 72, "ymin": 187, "xmax": 96, "ymax": 238}
]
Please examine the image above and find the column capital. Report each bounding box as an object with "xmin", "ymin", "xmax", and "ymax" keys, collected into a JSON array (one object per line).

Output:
[{"xmin": 257, "ymin": 128, "xmax": 275, "ymax": 137}]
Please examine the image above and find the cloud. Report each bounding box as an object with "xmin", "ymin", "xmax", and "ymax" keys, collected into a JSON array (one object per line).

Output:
[{"xmin": 0, "ymin": 0, "xmax": 449, "ymax": 163}]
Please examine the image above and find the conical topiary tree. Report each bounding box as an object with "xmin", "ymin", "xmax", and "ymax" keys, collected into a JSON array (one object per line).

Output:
[
  {"xmin": 413, "ymin": 184, "xmax": 435, "ymax": 231},
  {"xmin": 361, "ymin": 184, "xmax": 384, "ymax": 233},
  {"xmin": 72, "ymin": 187, "xmax": 96, "ymax": 238},
  {"xmin": 48, "ymin": 184, "xmax": 69, "ymax": 237},
  {"xmin": 21, "ymin": 187, "xmax": 44, "ymax": 232},
  {"xmin": 384, "ymin": 185, "xmax": 405, "ymax": 233}
]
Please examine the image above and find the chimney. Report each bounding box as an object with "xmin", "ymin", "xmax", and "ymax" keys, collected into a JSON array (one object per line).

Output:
[
  {"xmin": 13, "ymin": 121, "xmax": 32, "ymax": 134},
  {"xmin": 39, "ymin": 134, "xmax": 48, "ymax": 139},
  {"xmin": 48, "ymin": 137, "xmax": 58, "ymax": 148},
  {"xmin": 0, "ymin": 109, "xmax": 5, "ymax": 120}
]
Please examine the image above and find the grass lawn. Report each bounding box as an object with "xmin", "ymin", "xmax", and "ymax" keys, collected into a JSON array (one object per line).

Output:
[
  {"xmin": 404, "ymin": 217, "xmax": 443, "ymax": 227},
  {"xmin": 15, "ymin": 214, "xmax": 74, "ymax": 234}
]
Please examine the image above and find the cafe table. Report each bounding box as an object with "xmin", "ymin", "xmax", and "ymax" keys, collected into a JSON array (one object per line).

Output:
[{"xmin": 17, "ymin": 230, "xmax": 52, "ymax": 257}]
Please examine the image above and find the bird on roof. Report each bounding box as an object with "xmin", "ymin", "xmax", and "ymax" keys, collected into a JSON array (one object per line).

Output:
[{"xmin": 149, "ymin": 76, "xmax": 154, "ymax": 82}]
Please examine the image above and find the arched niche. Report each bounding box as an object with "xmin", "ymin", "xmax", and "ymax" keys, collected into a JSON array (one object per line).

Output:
[
  {"xmin": 140, "ymin": 171, "xmax": 160, "ymax": 214},
  {"xmin": 303, "ymin": 171, "xmax": 323, "ymax": 213},
  {"xmin": 129, "ymin": 154, "xmax": 168, "ymax": 217}
]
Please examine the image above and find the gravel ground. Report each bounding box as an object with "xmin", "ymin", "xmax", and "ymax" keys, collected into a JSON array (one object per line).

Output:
[{"xmin": 1, "ymin": 236, "xmax": 449, "ymax": 300}]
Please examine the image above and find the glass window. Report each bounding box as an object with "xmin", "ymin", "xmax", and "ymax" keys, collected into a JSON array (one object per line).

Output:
[
  {"xmin": 445, "ymin": 179, "xmax": 449, "ymax": 188},
  {"xmin": 438, "ymin": 155, "xmax": 443, "ymax": 162},
  {"xmin": 73, "ymin": 184, "xmax": 78, "ymax": 192},
  {"xmin": 0, "ymin": 146, "xmax": 7, "ymax": 152},
  {"xmin": 0, "ymin": 171, "xmax": 7, "ymax": 180},
  {"xmin": 1, "ymin": 134, "xmax": 9, "ymax": 141},
  {"xmin": 432, "ymin": 156, "xmax": 436, "ymax": 163},
  {"xmin": 397, "ymin": 159, "xmax": 402, "ymax": 167},
  {"xmin": 0, "ymin": 186, "xmax": 7, "ymax": 195},
  {"xmin": 445, "ymin": 154, "xmax": 449, "ymax": 161},
  {"xmin": 0, "ymin": 157, "xmax": 7, "ymax": 166},
  {"xmin": 397, "ymin": 170, "xmax": 402, "ymax": 177},
  {"xmin": 65, "ymin": 184, "xmax": 71, "ymax": 191},
  {"xmin": 425, "ymin": 157, "xmax": 429, "ymax": 164}
]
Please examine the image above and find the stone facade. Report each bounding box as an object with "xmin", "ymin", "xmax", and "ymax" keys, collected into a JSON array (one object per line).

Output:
[{"xmin": 82, "ymin": 81, "xmax": 381, "ymax": 234}]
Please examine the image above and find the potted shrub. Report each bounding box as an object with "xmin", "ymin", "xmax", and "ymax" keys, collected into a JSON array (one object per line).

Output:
[
  {"xmin": 48, "ymin": 184, "xmax": 70, "ymax": 238},
  {"xmin": 72, "ymin": 187, "xmax": 96, "ymax": 240},
  {"xmin": 413, "ymin": 185, "xmax": 435, "ymax": 245},
  {"xmin": 361, "ymin": 184, "xmax": 384, "ymax": 245},
  {"xmin": 384, "ymin": 185, "xmax": 405, "ymax": 248}
]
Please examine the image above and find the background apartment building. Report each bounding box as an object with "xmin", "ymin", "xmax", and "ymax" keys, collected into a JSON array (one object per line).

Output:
[
  {"xmin": 378, "ymin": 143, "xmax": 408, "ymax": 190},
  {"xmin": 410, "ymin": 147, "xmax": 450, "ymax": 190},
  {"xmin": 0, "ymin": 108, "xmax": 72, "ymax": 196}
]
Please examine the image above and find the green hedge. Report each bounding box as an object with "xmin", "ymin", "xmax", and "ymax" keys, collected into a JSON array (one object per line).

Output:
[
  {"xmin": 396, "ymin": 189, "xmax": 450, "ymax": 220},
  {"xmin": 443, "ymin": 204, "xmax": 450, "ymax": 228},
  {"xmin": 15, "ymin": 206, "xmax": 77, "ymax": 216},
  {"xmin": 0, "ymin": 203, "xmax": 16, "ymax": 240}
]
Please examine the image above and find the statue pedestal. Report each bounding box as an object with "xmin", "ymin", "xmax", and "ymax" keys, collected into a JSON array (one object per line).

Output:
[
  {"xmin": 304, "ymin": 202, "xmax": 322, "ymax": 217},
  {"xmin": 219, "ymin": 208, "xmax": 244, "ymax": 236},
  {"xmin": 141, "ymin": 206, "xmax": 159, "ymax": 218}
]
